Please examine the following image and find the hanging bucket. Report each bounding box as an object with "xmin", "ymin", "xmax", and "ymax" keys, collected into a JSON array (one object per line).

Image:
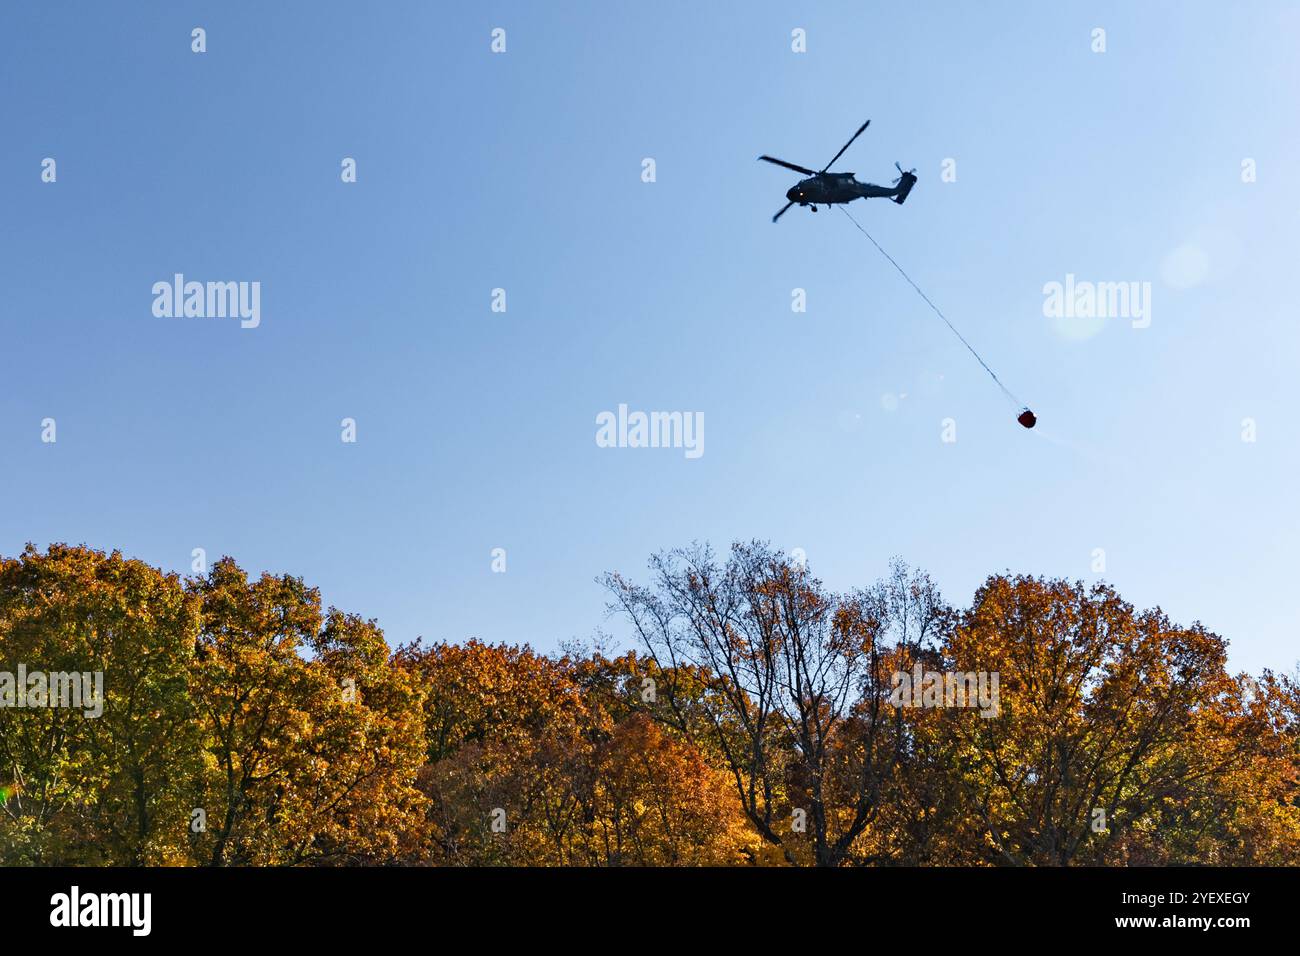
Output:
[{"xmin": 1017, "ymin": 408, "xmax": 1037, "ymax": 429}]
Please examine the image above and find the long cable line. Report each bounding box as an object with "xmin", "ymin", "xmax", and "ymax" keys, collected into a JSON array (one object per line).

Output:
[{"xmin": 838, "ymin": 205, "xmax": 1033, "ymax": 423}]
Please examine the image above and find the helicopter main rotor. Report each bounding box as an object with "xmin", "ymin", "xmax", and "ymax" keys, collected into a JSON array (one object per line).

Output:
[
  {"xmin": 756, "ymin": 156, "xmax": 817, "ymax": 177},
  {"xmin": 819, "ymin": 119, "xmax": 870, "ymax": 173}
]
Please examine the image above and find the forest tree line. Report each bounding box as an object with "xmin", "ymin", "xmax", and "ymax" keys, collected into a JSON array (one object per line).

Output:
[{"xmin": 1, "ymin": 541, "xmax": 1296, "ymax": 866}]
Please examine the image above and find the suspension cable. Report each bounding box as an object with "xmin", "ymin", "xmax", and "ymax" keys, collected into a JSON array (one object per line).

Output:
[{"xmin": 839, "ymin": 205, "xmax": 1024, "ymax": 410}]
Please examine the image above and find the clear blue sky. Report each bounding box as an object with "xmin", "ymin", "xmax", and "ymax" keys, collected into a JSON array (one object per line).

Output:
[{"xmin": 3, "ymin": 1, "xmax": 1297, "ymax": 677}]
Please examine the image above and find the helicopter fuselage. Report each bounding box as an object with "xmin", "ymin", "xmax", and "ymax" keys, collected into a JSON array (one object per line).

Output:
[
  {"xmin": 759, "ymin": 120, "xmax": 916, "ymax": 221},
  {"xmin": 786, "ymin": 172, "xmax": 899, "ymax": 208}
]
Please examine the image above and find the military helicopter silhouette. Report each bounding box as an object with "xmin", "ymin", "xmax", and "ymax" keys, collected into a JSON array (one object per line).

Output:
[{"xmin": 759, "ymin": 120, "xmax": 917, "ymax": 223}]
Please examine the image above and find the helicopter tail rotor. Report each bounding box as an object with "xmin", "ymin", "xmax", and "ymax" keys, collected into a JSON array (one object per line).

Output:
[{"xmin": 892, "ymin": 162, "xmax": 918, "ymax": 204}]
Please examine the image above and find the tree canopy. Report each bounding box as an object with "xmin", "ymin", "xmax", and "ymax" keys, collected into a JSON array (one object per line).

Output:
[{"xmin": 1, "ymin": 542, "xmax": 1295, "ymax": 866}]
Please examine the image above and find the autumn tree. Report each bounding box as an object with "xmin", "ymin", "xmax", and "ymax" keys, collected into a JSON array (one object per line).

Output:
[
  {"xmin": 396, "ymin": 639, "xmax": 760, "ymax": 865},
  {"xmin": 1103, "ymin": 667, "xmax": 1300, "ymax": 865},
  {"xmin": 604, "ymin": 542, "xmax": 945, "ymax": 866},
  {"xmin": 394, "ymin": 639, "xmax": 594, "ymax": 865},
  {"xmin": 590, "ymin": 712, "xmax": 754, "ymax": 865},
  {"xmin": 573, "ymin": 650, "xmax": 760, "ymax": 865},
  {"xmin": 186, "ymin": 558, "xmax": 427, "ymax": 865},
  {"xmin": 0, "ymin": 544, "xmax": 200, "ymax": 865},
  {"xmin": 936, "ymin": 574, "xmax": 1292, "ymax": 865}
]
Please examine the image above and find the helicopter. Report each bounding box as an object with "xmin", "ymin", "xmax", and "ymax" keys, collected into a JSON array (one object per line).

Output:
[{"xmin": 759, "ymin": 120, "xmax": 917, "ymax": 223}]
